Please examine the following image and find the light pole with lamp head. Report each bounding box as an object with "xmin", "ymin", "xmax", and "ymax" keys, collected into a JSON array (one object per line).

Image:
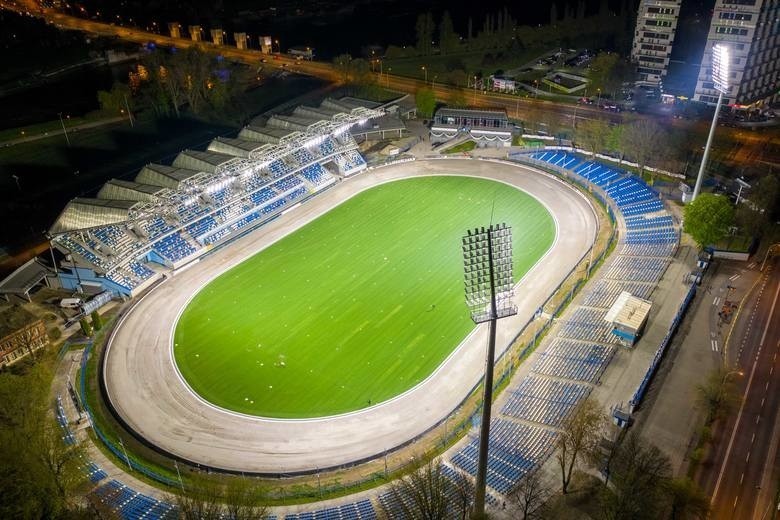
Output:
[
  {"xmin": 462, "ymin": 223, "xmax": 517, "ymax": 517},
  {"xmin": 693, "ymin": 43, "xmax": 730, "ymax": 201}
]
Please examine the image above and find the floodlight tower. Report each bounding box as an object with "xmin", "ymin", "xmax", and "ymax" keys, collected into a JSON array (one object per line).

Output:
[
  {"xmin": 692, "ymin": 43, "xmax": 730, "ymax": 201},
  {"xmin": 462, "ymin": 223, "xmax": 517, "ymax": 516}
]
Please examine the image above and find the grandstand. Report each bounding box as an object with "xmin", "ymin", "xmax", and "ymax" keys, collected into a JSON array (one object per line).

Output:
[
  {"xmin": 46, "ymin": 99, "xmax": 382, "ymax": 297},
  {"xmin": 444, "ymin": 149, "xmax": 679, "ymax": 496}
]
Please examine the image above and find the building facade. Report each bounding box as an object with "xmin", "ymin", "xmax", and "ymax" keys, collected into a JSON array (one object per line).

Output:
[
  {"xmin": 694, "ymin": 0, "xmax": 780, "ymax": 107},
  {"xmin": 0, "ymin": 308, "xmax": 49, "ymax": 368},
  {"xmin": 631, "ymin": 0, "xmax": 683, "ymax": 87}
]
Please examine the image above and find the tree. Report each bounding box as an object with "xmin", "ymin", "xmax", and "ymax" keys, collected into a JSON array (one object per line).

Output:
[
  {"xmin": 665, "ymin": 477, "xmax": 709, "ymax": 520},
  {"xmin": 600, "ymin": 432, "xmax": 671, "ymax": 520},
  {"xmin": 0, "ymin": 362, "xmax": 89, "ymax": 518},
  {"xmin": 379, "ymin": 458, "xmax": 472, "ymax": 520},
  {"xmin": 438, "ymin": 11, "xmax": 459, "ymax": 55},
  {"xmin": 173, "ymin": 476, "xmax": 267, "ymax": 520},
  {"xmin": 79, "ymin": 318, "xmax": 93, "ymax": 337},
  {"xmin": 738, "ymin": 172, "xmax": 780, "ymax": 235},
  {"xmin": 556, "ymin": 397, "xmax": 605, "ymax": 494},
  {"xmin": 577, "ymin": 119, "xmax": 611, "ymax": 155},
  {"xmin": 97, "ymin": 83, "xmax": 132, "ymax": 115},
  {"xmin": 619, "ymin": 120, "xmax": 668, "ymax": 183},
  {"xmin": 415, "ymin": 12, "xmax": 435, "ymax": 56},
  {"xmin": 683, "ymin": 194, "xmax": 735, "ymax": 249},
  {"xmin": 588, "ymin": 53, "xmax": 620, "ymax": 93},
  {"xmin": 415, "ymin": 88, "xmax": 436, "ymax": 118},
  {"xmin": 509, "ymin": 469, "xmax": 550, "ymax": 519},
  {"xmin": 90, "ymin": 311, "xmax": 102, "ymax": 332},
  {"xmin": 332, "ymin": 53, "xmax": 353, "ymax": 83},
  {"xmin": 695, "ymin": 366, "xmax": 741, "ymax": 425}
]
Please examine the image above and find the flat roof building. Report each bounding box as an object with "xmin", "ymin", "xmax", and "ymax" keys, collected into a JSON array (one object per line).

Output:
[{"xmin": 430, "ymin": 108, "xmax": 511, "ymax": 147}]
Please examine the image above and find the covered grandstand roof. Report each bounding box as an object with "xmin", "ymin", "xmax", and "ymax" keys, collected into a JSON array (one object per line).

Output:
[
  {"xmin": 435, "ymin": 107, "xmax": 508, "ymax": 120},
  {"xmin": 266, "ymin": 114, "xmax": 320, "ymax": 131},
  {"xmin": 0, "ymin": 258, "xmax": 51, "ymax": 301},
  {"xmin": 50, "ymin": 198, "xmax": 139, "ymax": 235},
  {"xmin": 207, "ymin": 137, "xmax": 264, "ymax": 158},
  {"xmin": 97, "ymin": 179, "xmax": 166, "ymax": 202},
  {"xmin": 135, "ymin": 164, "xmax": 203, "ymax": 189},
  {"xmin": 238, "ymin": 125, "xmax": 295, "ymax": 144},
  {"xmin": 350, "ymin": 113, "xmax": 406, "ymax": 136},
  {"xmin": 173, "ymin": 150, "xmax": 238, "ymax": 173},
  {"xmin": 336, "ymin": 97, "xmax": 383, "ymax": 110}
]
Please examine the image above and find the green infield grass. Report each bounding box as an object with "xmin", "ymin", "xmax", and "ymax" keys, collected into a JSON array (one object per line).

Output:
[{"xmin": 173, "ymin": 175, "xmax": 555, "ymax": 418}]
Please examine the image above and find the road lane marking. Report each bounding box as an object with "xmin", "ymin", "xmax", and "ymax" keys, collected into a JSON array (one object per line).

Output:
[
  {"xmin": 730, "ymin": 274, "xmax": 741, "ymax": 281},
  {"xmin": 740, "ymin": 472, "xmax": 745, "ymax": 484},
  {"xmin": 759, "ymin": 278, "xmax": 780, "ymax": 347},
  {"xmin": 714, "ymin": 297, "xmax": 721, "ymax": 306},
  {"xmin": 712, "ymin": 334, "xmax": 764, "ymax": 503}
]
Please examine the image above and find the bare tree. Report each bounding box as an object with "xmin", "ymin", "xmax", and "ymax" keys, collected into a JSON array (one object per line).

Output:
[
  {"xmin": 172, "ymin": 475, "xmax": 268, "ymax": 520},
  {"xmin": 600, "ymin": 432, "xmax": 671, "ymax": 520},
  {"xmin": 379, "ymin": 458, "xmax": 472, "ymax": 520},
  {"xmin": 619, "ymin": 120, "xmax": 669, "ymax": 184},
  {"xmin": 556, "ymin": 397, "xmax": 605, "ymax": 494},
  {"xmin": 509, "ymin": 469, "xmax": 550, "ymax": 519},
  {"xmin": 576, "ymin": 119, "xmax": 611, "ymax": 157},
  {"xmin": 664, "ymin": 477, "xmax": 709, "ymax": 520}
]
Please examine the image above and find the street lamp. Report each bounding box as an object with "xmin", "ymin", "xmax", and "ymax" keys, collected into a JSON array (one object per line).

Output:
[
  {"xmin": 693, "ymin": 43, "xmax": 730, "ymax": 201},
  {"xmin": 421, "ymin": 66, "xmax": 427, "ymax": 84},
  {"xmin": 58, "ymin": 112, "xmax": 71, "ymax": 147},
  {"xmin": 462, "ymin": 223, "xmax": 517, "ymax": 517}
]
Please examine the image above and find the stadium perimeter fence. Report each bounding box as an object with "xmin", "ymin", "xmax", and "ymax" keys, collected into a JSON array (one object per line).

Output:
[{"xmin": 72, "ymin": 155, "xmax": 617, "ymax": 502}]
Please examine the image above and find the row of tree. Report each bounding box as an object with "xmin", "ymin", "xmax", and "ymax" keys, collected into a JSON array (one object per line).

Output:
[
  {"xmin": 398, "ymin": 3, "xmax": 632, "ymax": 63},
  {"xmin": 97, "ymin": 47, "xmax": 249, "ymax": 120}
]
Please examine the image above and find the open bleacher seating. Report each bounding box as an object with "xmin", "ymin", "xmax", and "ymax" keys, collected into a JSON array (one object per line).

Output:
[
  {"xmin": 55, "ymin": 396, "xmax": 76, "ymax": 445},
  {"xmin": 582, "ymin": 279, "xmax": 655, "ymax": 309},
  {"xmin": 532, "ymin": 339, "xmax": 616, "ymax": 384},
  {"xmin": 267, "ymin": 159, "xmax": 291, "ymax": 178},
  {"xmin": 152, "ymin": 232, "xmax": 197, "ymax": 263},
  {"xmin": 501, "ymin": 376, "xmax": 591, "ymax": 428},
  {"xmin": 292, "ymin": 147, "xmax": 317, "ymax": 167},
  {"xmin": 271, "ymin": 174, "xmax": 304, "ymax": 194},
  {"xmin": 299, "ymin": 163, "xmax": 333, "ymax": 187},
  {"xmin": 92, "ymin": 480, "xmax": 177, "ymax": 520},
  {"xmin": 284, "ymin": 499, "xmax": 375, "ymax": 520},
  {"xmin": 451, "ymin": 419, "xmax": 558, "ymax": 494}
]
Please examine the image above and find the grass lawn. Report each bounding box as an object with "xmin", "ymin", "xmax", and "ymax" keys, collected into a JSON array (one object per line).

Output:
[
  {"xmin": 174, "ymin": 176, "xmax": 555, "ymax": 418},
  {"xmin": 442, "ymin": 141, "xmax": 476, "ymax": 154},
  {"xmin": 383, "ymin": 48, "xmax": 545, "ymax": 83}
]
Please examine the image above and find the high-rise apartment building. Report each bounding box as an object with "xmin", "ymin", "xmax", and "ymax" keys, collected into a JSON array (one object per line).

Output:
[
  {"xmin": 693, "ymin": 0, "xmax": 780, "ymax": 106},
  {"xmin": 631, "ymin": 0, "xmax": 683, "ymax": 86}
]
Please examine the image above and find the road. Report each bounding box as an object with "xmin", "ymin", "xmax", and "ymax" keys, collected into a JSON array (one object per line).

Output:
[
  {"xmin": 4, "ymin": 0, "xmax": 779, "ymax": 164},
  {"xmin": 0, "ymin": 3, "xmax": 722, "ymax": 127},
  {"xmin": 699, "ymin": 257, "xmax": 780, "ymax": 519}
]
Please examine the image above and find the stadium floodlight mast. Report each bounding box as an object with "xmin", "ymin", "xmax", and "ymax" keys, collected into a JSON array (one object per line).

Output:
[
  {"xmin": 462, "ymin": 223, "xmax": 517, "ymax": 516},
  {"xmin": 692, "ymin": 43, "xmax": 730, "ymax": 201}
]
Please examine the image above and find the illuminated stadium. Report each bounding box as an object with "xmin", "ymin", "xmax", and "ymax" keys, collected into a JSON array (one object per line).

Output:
[{"xmin": 32, "ymin": 95, "xmax": 681, "ymax": 518}]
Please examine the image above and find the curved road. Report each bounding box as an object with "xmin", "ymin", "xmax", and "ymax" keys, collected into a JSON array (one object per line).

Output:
[{"xmin": 103, "ymin": 160, "xmax": 598, "ymax": 474}]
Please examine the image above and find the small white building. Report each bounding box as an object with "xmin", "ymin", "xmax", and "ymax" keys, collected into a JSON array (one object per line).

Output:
[{"xmin": 490, "ymin": 75, "xmax": 517, "ymax": 92}]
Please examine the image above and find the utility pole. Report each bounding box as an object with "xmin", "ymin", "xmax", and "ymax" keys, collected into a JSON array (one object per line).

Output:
[{"xmin": 58, "ymin": 112, "xmax": 71, "ymax": 146}]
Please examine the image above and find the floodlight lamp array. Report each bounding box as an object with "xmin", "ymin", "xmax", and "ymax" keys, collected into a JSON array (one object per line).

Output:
[
  {"xmin": 712, "ymin": 43, "xmax": 730, "ymax": 95},
  {"xmin": 462, "ymin": 223, "xmax": 517, "ymax": 324}
]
